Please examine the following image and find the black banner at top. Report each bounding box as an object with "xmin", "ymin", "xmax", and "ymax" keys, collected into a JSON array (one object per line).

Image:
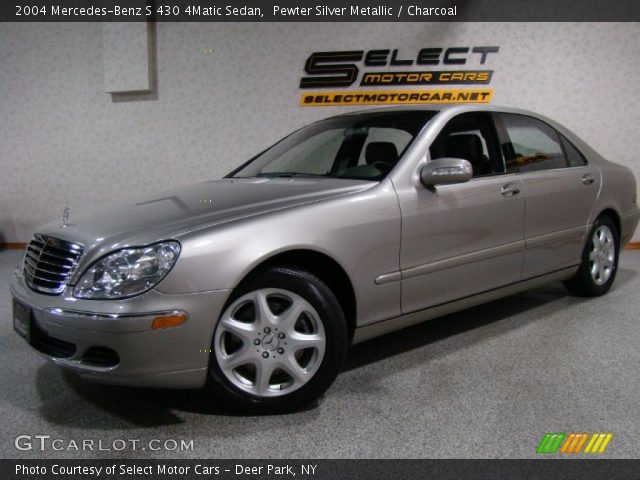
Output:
[{"xmin": 2, "ymin": 0, "xmax": 640, "ymax": 22}]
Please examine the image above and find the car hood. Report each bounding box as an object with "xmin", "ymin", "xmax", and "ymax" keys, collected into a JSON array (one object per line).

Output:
[{"xmin": 36, "ymin": 178, "xmax": 375, "ymax": 256}]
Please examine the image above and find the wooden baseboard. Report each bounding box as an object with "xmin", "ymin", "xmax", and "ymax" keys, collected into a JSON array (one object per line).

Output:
[
  {"xmin": 0, "ymin": 242, "xmax": 27, "ymax": 250},
  {"xmin": 626, "ymin": 242, "xmax": 640, "ymax": 250}
]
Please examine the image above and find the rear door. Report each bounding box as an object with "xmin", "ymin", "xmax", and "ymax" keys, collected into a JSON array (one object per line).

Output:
[{"xmin": 495, "ymin": 113, "xmax": 600, "ymax": 278}]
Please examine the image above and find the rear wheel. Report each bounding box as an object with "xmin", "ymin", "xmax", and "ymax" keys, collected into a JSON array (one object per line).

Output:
[
  {"xmin": 206, "ymin": 267, "xmax": 347, "ymax": 413},
  {"xmin": 564, "ymin": 215, "xmax": 619, "ymax": 297}
]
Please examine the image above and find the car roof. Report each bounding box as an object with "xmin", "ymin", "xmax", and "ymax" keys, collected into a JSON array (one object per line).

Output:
[
  {"xmin": 330, "ymin": 104, "xmax": 566, "ymax": 134},
  {"xmin": 334, "ymin": 104, "xmax": 540, "ymax": 117}
]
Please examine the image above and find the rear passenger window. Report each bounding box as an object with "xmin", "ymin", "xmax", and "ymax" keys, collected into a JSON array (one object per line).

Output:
[
  {"xmin": 499, "ymin": 114, "xmax": 568, "ymax": 173},
  {"xmin": 560, "ymin": 135, "xmax": 587, "ymax": 167}
]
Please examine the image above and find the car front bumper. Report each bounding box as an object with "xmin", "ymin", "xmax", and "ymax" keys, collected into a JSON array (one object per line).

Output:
[{"xmin": 9, "ymin": 267, "xmax": 231, "ymax": 389}]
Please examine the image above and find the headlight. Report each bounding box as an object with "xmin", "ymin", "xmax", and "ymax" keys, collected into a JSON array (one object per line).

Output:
[{"xmin": 74, "ymin": 241, "xmax": 180, "ymax": 299}]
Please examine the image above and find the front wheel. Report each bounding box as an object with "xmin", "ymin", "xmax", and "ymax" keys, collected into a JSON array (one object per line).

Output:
[
  {"xmin": 564, "ymin": 215, "xmax": 619, "ymax": 297},
  {"xmin": 206, "ymin": 267, "xmax": 347, "ymax": 413}
]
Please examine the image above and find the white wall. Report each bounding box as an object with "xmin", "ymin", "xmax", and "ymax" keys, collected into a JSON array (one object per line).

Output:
[{"xmin": 1, "ymin": 22, "xmax": 639, "ymax": 242}]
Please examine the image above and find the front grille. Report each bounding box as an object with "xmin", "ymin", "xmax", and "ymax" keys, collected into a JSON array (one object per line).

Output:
[{"xmin": 23, "ymin": 234, "xmax": 83, "ymax": 295}]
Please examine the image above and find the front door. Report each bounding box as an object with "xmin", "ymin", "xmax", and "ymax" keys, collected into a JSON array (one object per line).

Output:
[{"xmin": 395, "ymin": 112, "xmax": 526, "ymax": 314}]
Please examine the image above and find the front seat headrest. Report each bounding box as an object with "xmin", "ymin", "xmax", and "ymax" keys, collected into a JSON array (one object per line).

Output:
[
  {"xmin": 365, "ymin": 142, "xmax": 398, "ymax": 166},
  {"xmin": 444, "ymin": 134, "xmax": 484, "ymax": 164}
]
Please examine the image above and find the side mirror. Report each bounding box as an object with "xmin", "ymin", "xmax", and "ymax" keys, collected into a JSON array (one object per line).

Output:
[{"xmin": 420, "ymin": 157, "xmax": 473, "ymax": 187}]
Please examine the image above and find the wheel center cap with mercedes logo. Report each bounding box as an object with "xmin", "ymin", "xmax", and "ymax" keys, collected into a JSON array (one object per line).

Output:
[{"xmin": 261, "ymin": 333, "xmax": 279, "ymax": 351}]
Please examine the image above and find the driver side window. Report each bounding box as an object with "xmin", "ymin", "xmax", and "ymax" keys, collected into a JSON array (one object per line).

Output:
[{"xmin": 429, "ymin": 113, "xmax": 505, "ymax": 177}]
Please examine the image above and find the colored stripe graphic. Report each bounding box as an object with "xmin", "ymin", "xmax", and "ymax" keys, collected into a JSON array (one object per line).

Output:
[
  {"xmin": 560, "ymin": 434, "xmax": 576, "ymax": 453},
  {"xmin": 573, "ymin": 433, "xmax": 589, "ymax": 453},
  {"xmin": 560, "ymin": 433, "xmax": 589, "ymax": 454},
  {"xmin": 537, "ymin": 433, "xmax": 552, "ymax": 453},
  {"xmin": 539, "ymin": 433, "xmax": 613, "ymax": 454},
  {"xmin": 584, "ymin": 433, "xmax": 613, "ymax": 453},
  {"xmin": 537, "ymin": 433, "xmax": 565, "ymax": 453}
]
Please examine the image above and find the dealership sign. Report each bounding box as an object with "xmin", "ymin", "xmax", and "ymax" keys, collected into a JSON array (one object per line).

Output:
[{"xmin": 299, "ymin": 46, "xmax": 498, "ymax": 106}]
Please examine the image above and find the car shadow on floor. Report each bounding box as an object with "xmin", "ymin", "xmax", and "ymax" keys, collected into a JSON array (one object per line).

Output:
[
  {"xmin": 345, "ymin": 284, "xmax": 568, "ymax": 372},
  {"xmin": 346, "ymin": 267, "xmax": 636, "ymax": 373},
  {"xmin": 35, "ymin": 269, "xmax": 636, "ymax": 427}
]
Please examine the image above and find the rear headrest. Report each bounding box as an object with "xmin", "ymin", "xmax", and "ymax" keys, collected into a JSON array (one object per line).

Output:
[
  {"xmin": 365, "ymin": 142, "xmax": 398, "ymax": 166},
  {"xmin": 445, "ymin": 134, "xmax": 483, "ymax": 164}
]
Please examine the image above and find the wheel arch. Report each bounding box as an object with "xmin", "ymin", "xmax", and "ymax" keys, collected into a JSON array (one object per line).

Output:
[
  {"xmin": 235, "ymin": 249, "xmax": 357, "ymax": 342},
  {"xmin": 597, "ymin": 208, "xmax": 621, "ymax": 240}
]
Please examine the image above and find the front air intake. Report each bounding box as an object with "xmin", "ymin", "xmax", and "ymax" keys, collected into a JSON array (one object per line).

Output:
[
  {"xmin": 23, "ymin": 234, "xmax": 83, "ymax": 295},
  {"xmin": 81, "ymin": 347, "xmax": 120, "ymax": 367}
]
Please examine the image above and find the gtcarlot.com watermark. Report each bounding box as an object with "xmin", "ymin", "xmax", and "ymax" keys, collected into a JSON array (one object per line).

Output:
[{"xmin": 15, "ymin": 435, "xmax": 194, "ymax": 452}]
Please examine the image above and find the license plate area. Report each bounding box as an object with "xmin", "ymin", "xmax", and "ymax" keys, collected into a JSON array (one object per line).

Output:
[{"xmin": 13, "ymin": 297, "xmax": 32, "ymax": 343}]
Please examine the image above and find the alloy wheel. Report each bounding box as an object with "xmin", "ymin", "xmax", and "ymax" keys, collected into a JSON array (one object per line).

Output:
[
  {"xmin": 589, "ymin": 225, "xmax": 615, "ymax": 286},
  {"xmin": 214, "ymin": 288, "xmax": 326, "ymax": 397}
]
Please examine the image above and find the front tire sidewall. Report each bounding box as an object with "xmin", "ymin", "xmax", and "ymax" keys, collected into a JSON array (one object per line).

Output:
[{"xmin": 206, "ymin": 267, "xmax": 347, "ymax": 413}]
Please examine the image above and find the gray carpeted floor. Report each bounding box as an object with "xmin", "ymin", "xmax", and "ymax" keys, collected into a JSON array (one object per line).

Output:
[{"xmin": 1, "ymin": 249, "xmax": 639, "ymax": 459}]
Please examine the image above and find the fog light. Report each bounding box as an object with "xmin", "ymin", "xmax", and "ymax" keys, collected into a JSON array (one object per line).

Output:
[{"xmin": 151, "ymin": 313, "xmax": 187, "ymax": 329}]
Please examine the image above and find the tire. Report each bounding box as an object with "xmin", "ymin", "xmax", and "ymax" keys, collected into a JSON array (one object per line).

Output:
[
  {"xmin": 205, "ymin": 267, "xmax": 348, "ymax": 414},
  {"xmin": 564, "ymin": 215, "xmax": 619, "ymax": 297}
]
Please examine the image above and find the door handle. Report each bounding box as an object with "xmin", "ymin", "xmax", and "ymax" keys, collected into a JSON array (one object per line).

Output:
[
  {"xmin": 582, "ymin": 174, "xmax": 595, "ymax": 185},
  {"xmin": 500, "ymin": 183, "xmax": 521, "ymax": 196}
]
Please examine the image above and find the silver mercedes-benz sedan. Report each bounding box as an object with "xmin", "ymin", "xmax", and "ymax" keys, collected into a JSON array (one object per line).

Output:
[{"xmin": 10, "ymin": 105, "xmax": 639, "ymax": 413}]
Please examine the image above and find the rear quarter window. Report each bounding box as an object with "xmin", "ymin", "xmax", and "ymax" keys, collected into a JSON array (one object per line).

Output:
[
  {"xmin": 560, "ymin": 135, "xmax": 588, "ymax": 167},
  {"xmin": 500, "ymin": 113, "xmax": 569, "ymax": 173}
]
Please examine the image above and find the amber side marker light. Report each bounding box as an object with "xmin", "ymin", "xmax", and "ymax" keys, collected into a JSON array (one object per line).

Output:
[{"xmin": 151, "ymin": 313, "xmax": 187, "ymax": 329}]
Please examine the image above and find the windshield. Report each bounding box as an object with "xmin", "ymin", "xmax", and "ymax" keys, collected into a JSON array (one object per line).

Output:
[{"xmin": 229, "ymin": 111, "xmax": 436, "ymax": 180}]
